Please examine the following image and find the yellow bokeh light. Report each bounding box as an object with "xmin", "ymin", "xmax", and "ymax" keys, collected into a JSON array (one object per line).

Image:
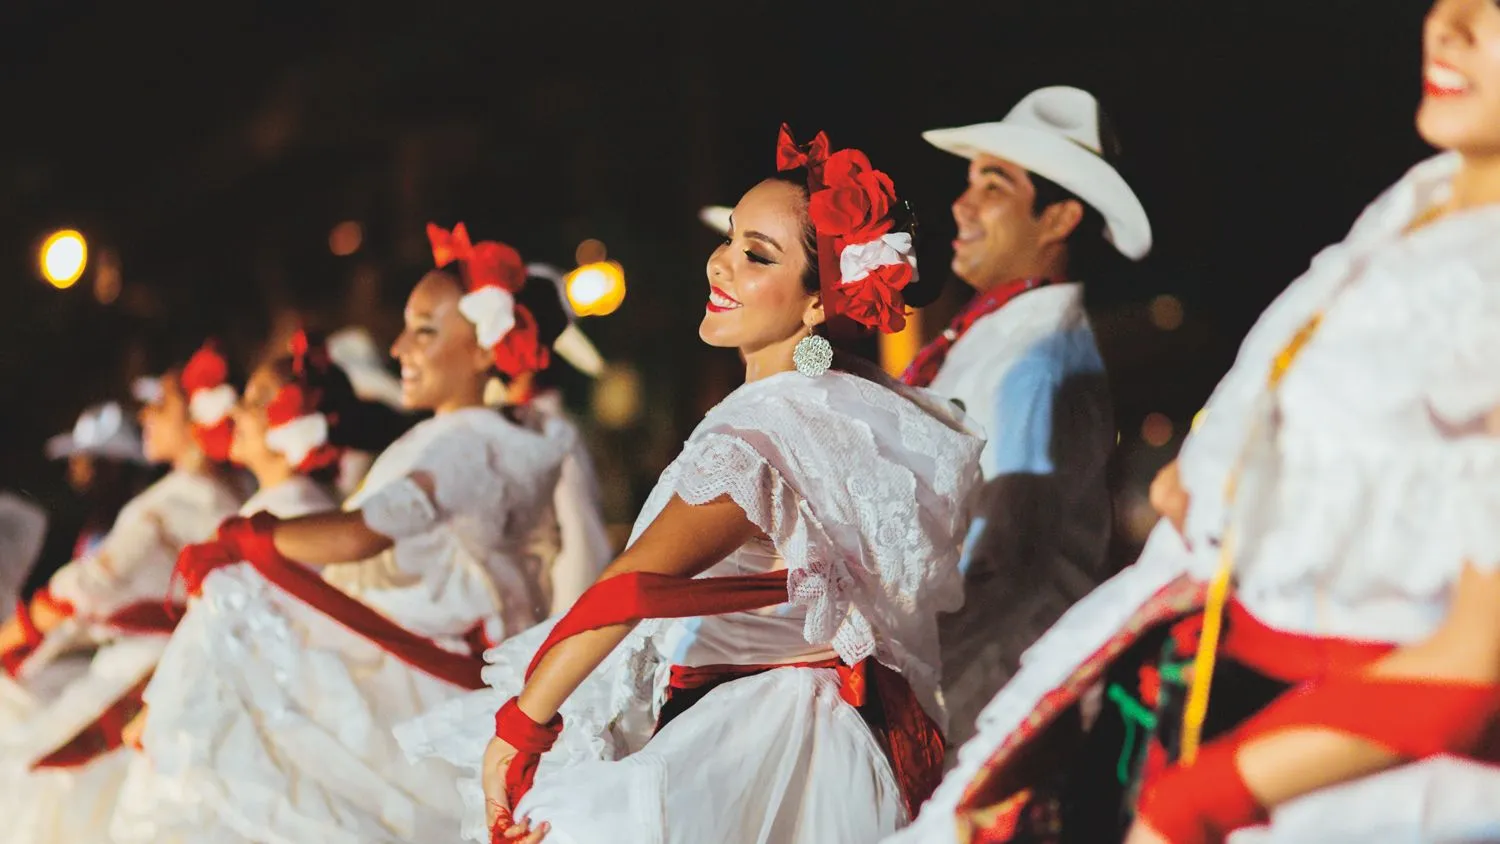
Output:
[
  {"xmin": 565, "ymin": 261, "xmax": 626, "ymax": 317},
  {"xmin": 41, "ymin": 230, "xmax": 88, "ymax": 288}
]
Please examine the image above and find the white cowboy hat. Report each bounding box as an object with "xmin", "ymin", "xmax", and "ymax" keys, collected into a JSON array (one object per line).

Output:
[
  {"xmin": 45, "ymin": 401, "xmax": 147, "ymax": 463},
  {"xmin": 698, "ymin": 206, "xmax": 732, "ymax": 237},
  {"xmin": 922, "ymin": 85, "xmax": 1152, "ymax": 261}
]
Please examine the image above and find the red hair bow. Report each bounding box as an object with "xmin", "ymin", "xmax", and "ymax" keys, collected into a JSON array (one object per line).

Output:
[
  {"xmin": 426, "ymin": 222, "xmax": 526, "ymax": 294},
  {"xmin": 776, "ymin": 124, "xmax": 830, "ymax": 178}
]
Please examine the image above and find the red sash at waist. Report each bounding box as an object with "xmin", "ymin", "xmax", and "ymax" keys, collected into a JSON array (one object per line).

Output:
[
  {"xmin": 520, "ymin": 569, "xmax": 944, "ymax": 817},
  {"xmin": 105, "ymin": 600, "xmax": 184, "ymax": 635},
  {"xmin": 31, "ymin": 675, "xmax": 151, "ymax": 770}
]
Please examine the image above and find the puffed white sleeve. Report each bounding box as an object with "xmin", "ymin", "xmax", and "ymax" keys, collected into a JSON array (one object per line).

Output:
[{"xmin": 358, "ymin": 425, "xmax": 510, "ymax": 571}]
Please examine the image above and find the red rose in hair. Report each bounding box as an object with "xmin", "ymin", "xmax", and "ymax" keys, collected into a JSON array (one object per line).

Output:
[
  {"xmin": 181, "ymin": 343, "xmax": 229, "ymax": 395},
  {"xmin": 266, "ymin": 382, "xmax": 312, "ymax": 426},
  {"xmin": 491, "ymin": 305, "xmax": 550, "ymax": 379},
  {"xmin": 831, "ymin": 262, "xmax": 913, "ymax": 334},
  {"xmin": 809, "ymin": 149, "xmax": 897, "ymax": 244}
]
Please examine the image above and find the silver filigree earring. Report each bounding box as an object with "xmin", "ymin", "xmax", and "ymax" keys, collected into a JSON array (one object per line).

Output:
[{"xmin": 792, "ymin": 332, "xmax": 833, "ymax": 377}]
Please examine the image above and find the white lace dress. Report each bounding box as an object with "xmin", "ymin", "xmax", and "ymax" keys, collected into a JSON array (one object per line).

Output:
[
  {"xmin": 112, "ymin": 407, "xmax": 570, "ymax": 844},
  {"xmin": 396, "ymin": 368, "xmax": 985, "ymax": 844},
  {"xmin": 0, "ymin": 468, "xmax": 243, "ymax": 844},
  {"xmin": 892, "ymin": 152, "xmax": 1500, "ymax": 843}
]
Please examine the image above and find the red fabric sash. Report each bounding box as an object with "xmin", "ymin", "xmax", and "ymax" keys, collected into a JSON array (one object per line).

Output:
[
  {"xmin": 104, "ymin": 600, "xmax": 184, "ymax": 635},
  {"xmin": 1171, "ymin": 599, "xmax": 1394, "ymax": 684},
  {"xmin": 1137, "ymin": 677, "xmax": 1500, "ymax": 844},
  {"xmin": 30, "ymin": 675, "xmax": 152, "ymax": 770},
  {"xmin": 504, "ymin": 569, "xmax": 946, "ymax": 819},
  {"xmin": 524, "ymin": 570, "xmax": 794, "ymax": 678},
  {"xmin": 186, "ymin": 513, "xmax": 486, "ymax": 690}
]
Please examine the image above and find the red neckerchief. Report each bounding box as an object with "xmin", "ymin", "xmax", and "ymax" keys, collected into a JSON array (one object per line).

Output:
[{"xmin": 900, "ymin": 278, "xmax": 1053, "ymax": 388}]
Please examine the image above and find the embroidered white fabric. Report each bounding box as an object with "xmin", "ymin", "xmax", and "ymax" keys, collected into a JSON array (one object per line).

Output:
[{"xmin": 1173, "ymin": 152, "xmax": 1500, "ymax": 642}]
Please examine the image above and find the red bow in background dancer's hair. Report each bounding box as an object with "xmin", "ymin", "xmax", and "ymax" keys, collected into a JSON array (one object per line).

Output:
[
  {"xmin": 427, "ymin": 222, "xmax": 527, "ymax": 294},
  {"xmin": 425, "ymin": 222, "xmax": 549, "ymax": 378}
]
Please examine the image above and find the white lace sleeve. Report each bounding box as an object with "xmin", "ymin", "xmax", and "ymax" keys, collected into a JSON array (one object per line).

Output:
[
  {"xmin": 664, "ymin": 374, "xmax": 984, "ymax": 713},
  {"xmin": 672, "ymin": 430, "xmax": 858, "ymax": 655},
  {"xmin": 360, "ymin": 425, "xmax": 508, "ymax": 549},
  {"xmin": 48, "ymin": 499, "xmax": 167, "ymax": 617}
]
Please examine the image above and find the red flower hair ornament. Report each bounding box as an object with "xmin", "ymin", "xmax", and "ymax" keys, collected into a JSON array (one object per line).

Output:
[
  {"xmin": 262, "ymin": 329, "xmax": 343, "ymax": 474},
  {"xmin": 181, "ymin": 340, "xmax": 237, "ymax": 462},
  {"xmin": 426, "ymin": 222, "xmax": 550, "ymax": 378},
  {"xmin": 775, "ymin": 125, "xmax": 918, "ymax": 335}
]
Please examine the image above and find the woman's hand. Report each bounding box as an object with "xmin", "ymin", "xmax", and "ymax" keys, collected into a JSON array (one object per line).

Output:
[
  {"xmin": 482, "ymin": 736, "xmax": 549, "ymax": 842},
  {"xmin": 1149, "ymin": 459, "xmax": 1191, "ymax": 540},
  {"xmin": 122, "ymin": 707, "xmax": 147, "ymax": 750}
]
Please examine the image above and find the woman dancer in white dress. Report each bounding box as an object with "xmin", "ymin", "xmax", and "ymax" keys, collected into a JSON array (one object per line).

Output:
[
  {"xmin": 397, "ymin": 126, "xmax": 985, "ymax": 844},
  {"xmin": 116, "ymin": 229, "xmax": 579, "ymax": 844},
  {"xmin": 0, "ymin": 342, "xmax": 245, "ymax": 842},
  {"xmin": 893, "ymin": 2, "xmax": 1500, "ymax": 841}
]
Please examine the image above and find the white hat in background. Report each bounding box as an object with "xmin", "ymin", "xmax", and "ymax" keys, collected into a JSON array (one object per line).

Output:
[
  {"xmin": 131, "ymin": 376, "xmax": 163, "ymax": 406},
  {"xmin": 922, "ymin": 85, "xmax": 1152, "ymax": 260},
  {"xmin": 326, "ymin": 327, "xmax": 405, "ymax": 410},
  {"xmin": 524, "ymin": 262, "xmax": 606, "ymax": 379},
  {"xmin": 699, "ymin": 205, "xmax": 732, "ymax": 237},
  {"xmin": 45, "ymin": 401, "xmax": 147, "ymax": 463}
]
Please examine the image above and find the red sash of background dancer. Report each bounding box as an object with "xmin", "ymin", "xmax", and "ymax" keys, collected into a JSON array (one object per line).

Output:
[
  {"xmin": 180, "ymin": 512, "xmax": 488, "ymax": 691},
  {"xmin": 29, "ymin": 598, "xmax": 183, "ymax": 769},
  {"xmin": 507, "ymin": 569, "xmax": 946, "ymax": 819}
]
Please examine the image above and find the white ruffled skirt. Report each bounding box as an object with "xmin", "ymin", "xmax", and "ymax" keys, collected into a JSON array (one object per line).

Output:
[
  {"xmin": 395, "ymin": 621, "xmax": 907, "ymax": 844},
  {"xmin": 0, "ymin": 639, "xmax": 159, "ymax": 844},
  {"xmin": 110, "ymin": 563, "xmax": 476, "ymax": 844}
]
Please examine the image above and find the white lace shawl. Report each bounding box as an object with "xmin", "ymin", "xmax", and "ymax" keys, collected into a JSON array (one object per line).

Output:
[{"xmin": 482, "ymin": 366, "xmax": 982, "ymax": 741}]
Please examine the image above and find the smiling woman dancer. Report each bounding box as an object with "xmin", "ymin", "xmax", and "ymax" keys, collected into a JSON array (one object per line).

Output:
[{"xmin": 396, "ymin": 127, "xmax": 986, "ymax": 844}]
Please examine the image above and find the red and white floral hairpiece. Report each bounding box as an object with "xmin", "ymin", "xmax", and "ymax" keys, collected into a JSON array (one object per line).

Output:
[
  {"xmin": 776, "ymin": 124, "xmax": 918, "ymax": 335},
  {"xmin": 426, "ymin": 222, "xmax": 550, "ymax": 378},
  {"xmin": 181, "ymin": 339, "xmax": 236, "ymax": 462},
  {"xmin": 263, "ymin": 329, "xmax": 343, "ymax": 474}
]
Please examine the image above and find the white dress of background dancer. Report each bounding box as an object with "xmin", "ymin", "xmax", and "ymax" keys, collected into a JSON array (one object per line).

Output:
[
  {"xmin": 398, "ymin": 365, "xmax": 984, "ymax": 843},
  {"xmin": 0, "ymin": 465, "xmax": 242, "ymax": 842},
  {"xmin": 114, "ymin": 406, "xmax": 571, "ymax": 844}
]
